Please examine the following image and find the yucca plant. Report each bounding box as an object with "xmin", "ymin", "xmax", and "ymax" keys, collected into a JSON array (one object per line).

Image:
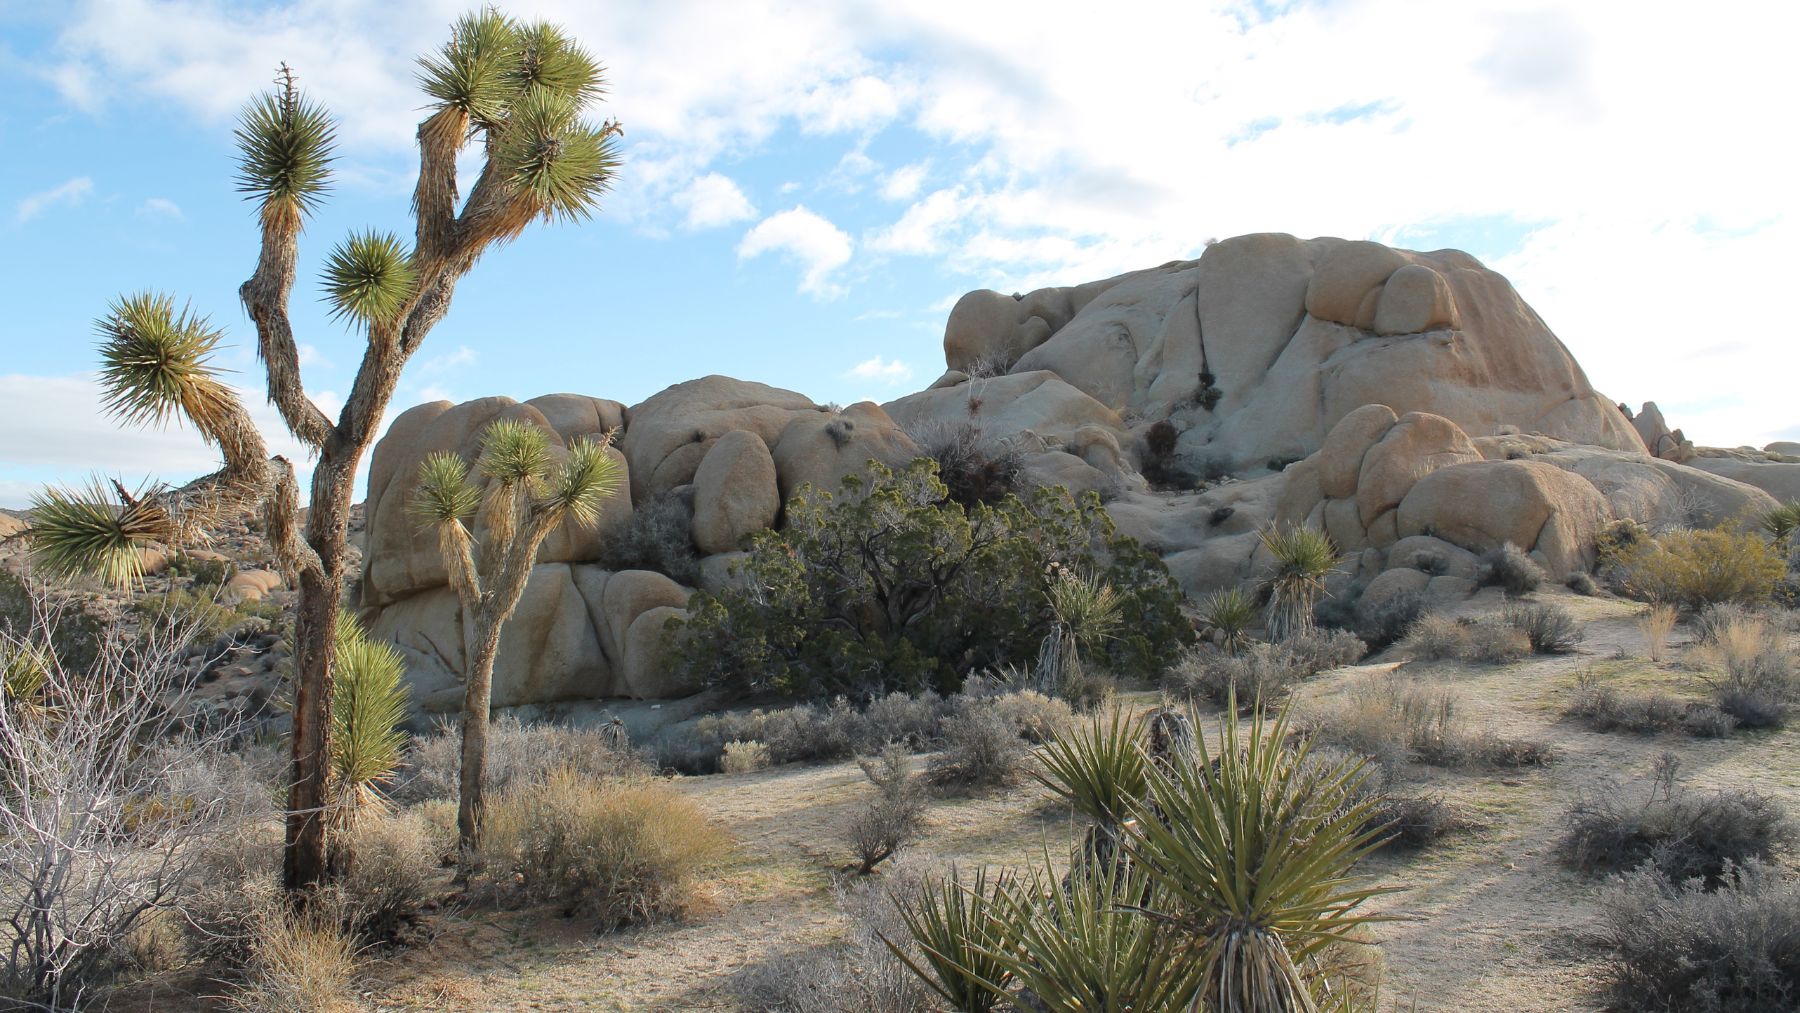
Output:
[
  {"xmin": 1260, "ymin": 526, "xmax": 1341, "ymax": 643},
  {"xmin": 19, "ymin": 12, "xmax": 622, "ymax": 895},
  {"xmin": 1035, "ymin": 705, "xmax": 1149, "ymax": 832},
  {"xmin": 1200, "ymin": 585, "xmax": 1259, "ymax": 655},
  {"xmin": 886, "ymin": 867, "xmax": 1015, "ymax": 1013},
  {"xmin": 988, "ymin": 860, "xmax": 1207, "ymax": 1013},
  {"xmin": 410, "ymin": 420, "xmax": 623, "ymax": 858},
  {"xmin": 1762, "ymin": 502, "xmax": 1800, "ymax": 547},
  {"xmin": 1036, "ymin": 567, "xmax": 1124, "ymax": 697},
  {"xmin": 1126, "ymin": 697, "xmax": 1397, "ymax": 1012},
  {"xmin": 327, "ymin": 613, "xmax": 410, "ymax": 839}
]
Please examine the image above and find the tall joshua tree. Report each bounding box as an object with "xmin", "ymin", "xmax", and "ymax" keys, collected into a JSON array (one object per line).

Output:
[
  {"xmin": 410, "ymin": 419, "xmax": 622, "ymax": 857},
  {"xmin": 22, "ymin": 11, "xmax": 621, "ymax": 895}
]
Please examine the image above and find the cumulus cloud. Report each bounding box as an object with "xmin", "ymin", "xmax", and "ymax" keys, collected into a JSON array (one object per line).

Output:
[
  {"xmin": 135, "ymin": 196, "xmax": 183, "ymax": 220},
  {"xmin": 738, "ymin": 206, "xmax": 854, "ymax": 298},
  {"xmin": 671, "ymin": 172, "xmax": 757, "ymax": 229},
  {"xmin": 880, "ymin": 161, "xmax": 929, "ymax": 201},
  {"xmin": 418, "ymin": 344, "xmax": 476, "ymax": 373},
  {"xmin": 15, "ymin": 177, "xmax": 93, "ymax": 223},
  {"xmin": 845, "ymin": 356, "xmax": 914, "ymax": 384}
]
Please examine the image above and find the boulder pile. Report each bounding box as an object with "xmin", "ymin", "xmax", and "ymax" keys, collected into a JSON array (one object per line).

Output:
[{"xmin": 358, "ymin": 233, "xmax": 1800, "ymax": 715}]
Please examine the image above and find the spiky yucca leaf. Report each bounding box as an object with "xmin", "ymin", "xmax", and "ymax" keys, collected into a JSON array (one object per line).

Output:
[
  {"xmin": 95, "ymin": 293, "xmax": 235, "ymax": 434},
  {"xmin": 508, "ymin": 20, "xmax": 603, "ymax": 104},
  {"xmin": 1, "ymin": 642, "xmax": 51, "ymax": 711},
  {"xmin": 1201, "ymin": 585, "xmax": 1258, "ymax": 655},
  {"xmin": 885, "ymin": 867, "xmax": 1013, "ymax": 1013},
  {"xmin": 1033, "ymin": 705, "xmax": 1149, "ymax": 829},
  {"xmin": 26, "ymin": 480, "xmax": 170, "ymax": 587},
  {"xmin": 1762, "ymin": 502, "xmax": 1800, "ymax": 545},
  {"xmin": 1260, "ymin": 525, "xmax": 1340, "ymax": 642},
  {"xmin": 540, "ymin": 436, "xmax": 623, "ymax": 528},
  {"xmin": 321, "ymin": 230, "xmax": 417, "ymax": 326},
  {"xmin": 493, "ymin": 88, "xmax": 620, "ymax": 223},
  {"xmin": 988, "ymin": 859, "xmax": 1206, "ymax": 1013},
  {"xmin": 330, "ymin": 613, "xmax": 410, "ymax": 826},
  {"xmin": 477, "ymin": 418, "xmax": 553, "ymax": 488},
  {"xmin": 1126, "ymin": 698, "xmax": 1397, "ymax": 1013},
  {"xmin": 234, "ymin": 77, "xmax": 335, "ymax": 220},
  {"xmin": 1047, "ymin": 569, "xmax": 1123, "ymax": 650},
  {"xmin": 409, "ymin": 451, "xmax": 480, "ymax": 526},
  {"xmin": 417, "ymin": 8, "xmax": 519, "ymax": 125}
]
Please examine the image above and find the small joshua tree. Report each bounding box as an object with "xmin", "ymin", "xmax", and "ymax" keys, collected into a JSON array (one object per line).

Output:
[
  {"xmin": 19, "ymin": 11, "xmax": 622, "ymax": 895},
  {"xmin": 328, "ymin": 612, "xmax": 410, "ymax": 847},
  {"xmin": 1258, "ymin": 525, "xmax": 1340, "ymax": 642},
  {"xmin": 410, "ymin": 419, "xmax": 622, "ymax": 858},
  {"xmin": 1035, "ymin": 567, "xmax": 1122, "ymax": 697}
]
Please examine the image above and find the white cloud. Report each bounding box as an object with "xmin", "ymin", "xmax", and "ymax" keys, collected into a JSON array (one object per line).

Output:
[
  {"xmin": 797, "ymin": 74, "xmax": 901, "ymax": 134},
  {"xmin": 880, "ymin": 161, "xmax": 929, "ymax": 201},
  {"xmin": 846, "ymin": 356, "xmax": 914, "ymax": 385},
  {"xmin": 738, "ymin": 206, "xmax": 854, "ymax": 298},
  {"xmin": 418, "ymin": 344, "xmax": 476, "ymax": 373},
  {"xmin": 136, "ymin": 196, "xmax": 183, "ymax": 220},
  {"xmin": 869, "ymin": 186, "xmax": 969, "ymax": 255},
  {"xmin": 297, "ymin": 344, "xmax": 331, "ymax": 369},
  {"xmin": 15, "ymin": 176, "xmax": 93, "ymax": 223},
  {"xmin": 671, "ymin": 172, "xmax": 757, "ymax": 230}
]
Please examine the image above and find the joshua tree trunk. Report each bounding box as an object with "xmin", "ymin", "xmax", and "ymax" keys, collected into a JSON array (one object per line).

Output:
[{"xmin": 456, "ymin": 623, "xmax": 504, "ymax": 854}]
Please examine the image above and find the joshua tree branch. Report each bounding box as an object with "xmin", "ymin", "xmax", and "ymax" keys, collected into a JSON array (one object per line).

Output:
[{"xmin": 240, "ymin": 219, "xmax": 333, "ymax": 449}]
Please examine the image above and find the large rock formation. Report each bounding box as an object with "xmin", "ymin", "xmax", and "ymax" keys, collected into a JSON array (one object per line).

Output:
[{"xmin": 361, "ymin": 233, "xmax": 1798, "ymax": 713}]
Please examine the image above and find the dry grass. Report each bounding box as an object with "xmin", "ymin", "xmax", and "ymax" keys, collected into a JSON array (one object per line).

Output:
[
  {"xmin": 1638, "ymin": 604, "xmax": 1677, "ymax": 661},
  {"xmin": 721, "ymin": 740, "xmax": 771, "ymax": 774},
  {"xmin": 1401, "ymin": 615, "xmax": 1530, "ymax": 665},
  {"xmin": 224, "ymin": 898, "xmax": 361, "ymax": 1013},
  {"xmin": 483, "ymin": 768, "xmax": 730, "ymax": 930}
]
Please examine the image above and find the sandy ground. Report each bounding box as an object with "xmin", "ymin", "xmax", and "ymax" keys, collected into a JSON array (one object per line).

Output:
[{"xmin": 111, "ymin": 588, "xmax": 1800, "ymax": 1012}]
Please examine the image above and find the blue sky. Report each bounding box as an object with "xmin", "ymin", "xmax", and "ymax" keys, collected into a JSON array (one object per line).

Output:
[{"xmin": 2, "ymin": 0, "xmax": 1796, "ymax": 508}]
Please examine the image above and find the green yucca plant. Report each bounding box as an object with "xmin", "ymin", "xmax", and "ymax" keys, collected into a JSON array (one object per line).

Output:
[
  {"xmin": 1260, "ymin": 526, "xmax": 1341, "ymax": 643},
  {"xmin": 1762, "ymin": 502, "xmax": 1800, "ymax": 546},
  {"xmin": 18, "ymin": 10, "xmax": 623, "ymax": 896},
  {"xmin": 1201, "ymin": 585, "xmax": 1259, "ymax": 656},
  {"xmin": 1047, "ymin": 568, "xmax": 1124, "ymax": 651},
  {"xmin": 1034, "ymin": 705, "xmax": 1149, "ymax": 831},
  {"xmin": 887, "ymin": 867, "xmax": 1015, "ymax": 1013},
  {"xmin": 1, "ymin": 643, "xmax": 51, "ymax": 720},
  {"xmin": 1126, "ymin": 698, "xmax": 1397, "ymax": 1012},
  {"xmin": 989, "ymin": 860, "xmax": 1206, "ymax": 1013},
  {"xmin": 328, "ymin": 613, "xmax": 410, "ymax": 833},
  {"xmin": 412, "ymin": 421, "xmax": 623, "ymax": 859}
]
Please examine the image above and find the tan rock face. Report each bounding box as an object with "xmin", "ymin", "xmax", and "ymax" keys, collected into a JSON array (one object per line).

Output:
[
  {"xmin": 1397, "ymin": 459, "xmax": 1610, "ymax": 577},
  {"xmin": 770, "ymin": 402, "xmax": 918, "ymax": 500},
  {"xmin": 690, "ymin": 430, "xmax": 780, "ymax": 554}
]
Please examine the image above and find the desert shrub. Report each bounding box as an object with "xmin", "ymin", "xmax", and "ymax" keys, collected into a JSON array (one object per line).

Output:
[
  {"xmin": 1565, "ymin": 571, "xmax": 1597, "ymax": 596},
  {"xmin": 1503, "ymin": 602, "xmax": 1582, "ymax": 654},
  {"xmin": 1171, "ymin": 629, "xmax": 1366, "ymax": 708},
  {"xmin": 1477, "ymin": 541, "xmax": 1544, "ymax": 597},
  {"xmin": 1566, "ymin": 681, "xmax": 1687, "ymax": 734},
  {"xmin": 1400, "ymin": 615, "xmax": 1529, "ymax": 665},
  {"xmin": 860, "ymin": 690, "xmax": 951, "ymax": 750},
  {"xmin": 1638, "ymin": 603, "xmax": 1677, "ymax": 661},
  {"xmin": 169, "ymin": 551, "xmax": 236, "ymax": 587},
  {"xmin": 339, "ymin": 811, "xmax": 438, "ymax": 945},
  {"xmin": 981, "ymin": 689, "xmax": 1075, "ymax": 743},
  {"xmin": 736, "ymin": 859, "xmax": 937, "ymax": 1013},
  {"xmin": 848, "ymin": 745, "xmax": 925, "ymax": 873},
  {"xmin": 1197, "ymin": 586, "xmax": 1257, "ymax": 655},
  {"xmin": 1683, "ymin": 704, "xmax": 1739, "ymax": 738},
  {"xmin": 401, "ymin": 713, "xmax": 642, "ymax": 803},
  {"xmin": 483, "ymin": 768, "xmax": 728, "ymax": 929},
  {"xmin": 927, "ymin": 709, "xmax": 1030, "ymax": 789},
  {"xmin": 1307, "ymin": 675, "xmax": 1552, "ymax": 771},
  {"xmin": 595, "ymin": 490, "xmax": 702, "ymax": 585},
  {"xmin": 1341, "ymin": 761, "xmax": 1465, "ymax": 851},
  {"xmin": 1259, "ymin": 525, "xmax": 1342, "ymax": 642},
  {"xmin": 721, "ymin": 739, "xmax": 770, "ymax": 774},
  {"xmin": 670, "ymin": 459, "xmax": 1190, "ymax": 699},
  {"xmin": 1355, "ymin": 590, "xmax": 1428, "ymax": 650},
  {"xmin": 1695, "ymin": 616, "xmax": 1796, "ymax": 729},
  {"xmin": 224, "ymin": 896, "xmax": 361, "ymax": 1013},
  {"xmin": 1617, "ymin": 526, "xmax": 1786, "ymax": 608},
  {"xmin": 130, "ymin": 585, "xmax": 284, "ymax": 649},
  {"xmin": 1694, "ymin": 601, "xmax": 1757, "ymax": 644},
  {"xmin": 1596, "ymin": 517, "xmax": 1651, "ymax": 568},
  {"xmin": 1598, "ymin": 861, "xmax": 1800, "ymax": 1013},
  {"xmin": 1141, "ymin": 420, "xmax": 1203, "ymax": 491},
  {"xmin": 0, "ymin": 569, "xmax": 104, "ymax": 674},
  {"xmin": 1, "ymin": 617, "xmax": 258, "ymax": 1009},
  {"xmin": 1560, "ymin": 756, "xmax": 1794, "ymax": 886},
  {"xmin": 911, "ymin": 420, "xmax": 1025, "ymax": 506}
]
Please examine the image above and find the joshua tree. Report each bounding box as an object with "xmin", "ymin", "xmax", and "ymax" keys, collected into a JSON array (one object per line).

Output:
[
  {"xmin": 1035, "ymin": 567, "xmax": 1122, "ymax": 697},
  {"xmin": 1258, "ymin": 525, "xmax": 1340, "ymax": 642},
  {"xmin": 21, "ymin": 11, "xmax": 622, "ymax": 894},
  {"xmin": 410, "ymin": 419, "xmax": 622, "ymax": 857}
]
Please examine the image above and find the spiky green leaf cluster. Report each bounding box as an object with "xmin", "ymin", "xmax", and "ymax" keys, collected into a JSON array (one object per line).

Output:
[
  {"xmin": 494, "ymin": 87, "xmax": 620, "ymax": 222},
  {"xmin": 234, "ymin": 78, "xmax": 335, "ymax": 217},
  {"xmin": 508, "ymin": 20, "xmax": 603, "ymax": 105},
  {"xmin": 330, "ymin": 612, "xmax": 411, "ymax": 821},
  {"xmin": 1032, "ymin": 705, "xmax": 1148, "ymax": 828},
  {"xmin": 410, "ymin": 451, "xmax": 481, "ymax": 526},
  {"xmin": 478, "ymin": 418, "xmax": 554, "ymax": 489},
  {"xmin": 541, "ymin": 436, "xmax": 623, "ymax": 528},
  {"xmin": 1200, "ymin": 585, "xmax": 1259, "ymax": 655},
  {"xmin": 1046, "ymin": 568, "xmax": 1123, "ymax": 649},
  {"xmin": 26, "ymin": 480, "xmax": 168, "ymax": 587},
  {"xmin": 887, "ymin": 867, "xmax": 1013, "ymax": 1013},
  {"xmin": 321, "ymin": 230, "xmax": 417, "ymax": 327},
  {"xmin": 95, "ymin": 293, "xmax": 229, "ymax": 430},
  {"xmin": 1762, "ymin": 502, "xmax": 1800, "ymax": 546},
  {"xmin": 417, "ymin": 8, "xmax": 519, "ymax": 124},
  {"xmin": 1, "ymin": 642, "xmax": 51, "ymax": 708}
]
